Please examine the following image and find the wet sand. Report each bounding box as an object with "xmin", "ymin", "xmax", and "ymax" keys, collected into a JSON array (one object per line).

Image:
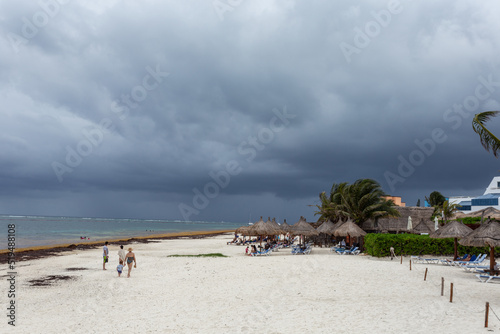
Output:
[{"xmin": 0, "ymin": 230, "xmax": 233, "ymax": 264}]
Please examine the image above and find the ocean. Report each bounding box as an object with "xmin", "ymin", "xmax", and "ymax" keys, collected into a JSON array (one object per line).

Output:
[{"xmin": 0, "ymin": 215, "xmax": 242, "ymax": 249}]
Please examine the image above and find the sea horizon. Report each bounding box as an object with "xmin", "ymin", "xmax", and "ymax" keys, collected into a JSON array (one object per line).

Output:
[{"xmin": 0, "ymin": 214, "xmax": 242, "ymax": 249}]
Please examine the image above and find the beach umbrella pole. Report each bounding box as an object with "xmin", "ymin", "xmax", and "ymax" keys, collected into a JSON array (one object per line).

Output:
[
  {"xmin": 453, "ymin": 238, "xmax": 458, "ymax": 261},
  {"xmin": 490, "ymin": 246, "xmax": 495, "ymax": 274}
]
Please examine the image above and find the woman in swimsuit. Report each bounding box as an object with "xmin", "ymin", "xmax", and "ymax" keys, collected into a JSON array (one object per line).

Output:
[{"xmin": 125, "ymin": 247, "xmax": 137, "ymax": 278}]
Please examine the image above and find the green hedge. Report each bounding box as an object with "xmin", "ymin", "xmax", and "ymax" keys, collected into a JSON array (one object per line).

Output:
[
  {"xmin": 455, "ymin": 217, "xmax": 482, "ymax": 225},
  {"xmin": 364, "ymin": 233, "xmax": 499, "ymax": 258}
]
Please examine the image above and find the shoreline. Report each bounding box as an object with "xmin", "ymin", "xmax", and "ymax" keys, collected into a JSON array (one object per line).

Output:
[{"xmin": 0, "ymin": 229, "xmax": 234, "ymax": 264}]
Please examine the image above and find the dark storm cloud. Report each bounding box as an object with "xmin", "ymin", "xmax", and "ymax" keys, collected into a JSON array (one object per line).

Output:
[{"xmin": 1, "ymin": 0, "xmax": 500, "ymax": 221}]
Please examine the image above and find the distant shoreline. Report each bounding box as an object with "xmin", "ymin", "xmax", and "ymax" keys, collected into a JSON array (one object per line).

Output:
[{"xmin": 0, "ymin": 229, "xmax": 234, "ymax": 264}]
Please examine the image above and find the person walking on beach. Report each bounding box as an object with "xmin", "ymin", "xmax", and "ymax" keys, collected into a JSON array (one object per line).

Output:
[
  {"xmin": 118, "ymin": 245, "xmax": 126, "ymax": 264},
  {"xmin": 103, "ymin": 241, "xmax": 109, "ymax": 270},
  {"xmin": 117, "ymin": 260, "xmax": 124, "ymax": 277},
  {"xmin": 390, "ymin": 246, "xmax": 395, "ymax": 260},
  {"xmin": 125, "ymin": 247, "xmax": 137, "ymax": 278}
]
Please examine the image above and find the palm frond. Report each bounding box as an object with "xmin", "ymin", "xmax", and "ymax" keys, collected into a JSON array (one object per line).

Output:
[{"xmin": 472, "ymin": 111, "xmax": 500, "ymax": 157}]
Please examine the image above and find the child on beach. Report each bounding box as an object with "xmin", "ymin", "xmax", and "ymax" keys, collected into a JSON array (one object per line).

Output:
[
  {"xmin": 245, "ymin": 246, "xmax": 249, "ymax": 255},
  {"xmin": 117, "ymin": 260, "xmax": 124, "ymax": 277}
]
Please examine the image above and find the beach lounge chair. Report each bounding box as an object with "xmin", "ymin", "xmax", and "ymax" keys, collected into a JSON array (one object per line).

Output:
[
  {"xmin": 336, "ymin": 246, "xmax": 356, "ymax": 255},
  {"xmin": 437, "ymin": 254, "xmax": 468, "ymax": 265},
  {"xmin": 251, "ymin": 248, "xmax": 272, "ymax": 256},
  {"xmin": 291, "ymin": 245, "xmax": 312, "ymax": 255},
  {"xmin": 412, "ymin": 256, "xmax": 440, "ymax": 264},
  {"xmin": 476, "ymin": 274, "xmax": 500, "ymax": 283},
  {"xmin": 343, "ymin": 247, "xmax": 360, "ymax": 255},
  {"xmin": 459, "ymin": 254, "xmax": 487, "ymax": 269},
  {"xmin": 441, "ymin": 254, "xmax": 478, "ymax": 266},
  {"xmin": 451, "ymin": 254, "xmax": 480, "ymax": 266}
]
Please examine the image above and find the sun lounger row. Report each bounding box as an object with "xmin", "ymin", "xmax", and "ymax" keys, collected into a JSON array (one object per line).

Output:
[
  {"xmin": 291, "ymin": 243, "xmax": 312, "ymax": 255},
  {"xmin": 411, "ymin": 256, "xmax": 440, "ymax": 264},
  {"xmin": 476, "ymin": 274, "xmax": 500, "ymax": 283},
  {"xmin": 330, "ymin": 246, "xmax": 360, "ymax": 255},
  {"xmin": 412, "ymin": 254, "xmax": 487, "ymax": 267},
  {"xmin": 250, "ymin": 248, "xmax": 272, "ymax": 256}
]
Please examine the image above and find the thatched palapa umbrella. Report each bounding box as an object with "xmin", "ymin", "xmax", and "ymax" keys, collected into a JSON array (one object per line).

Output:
[
  {"xmin": 235, "ymin": 225, "xmax": 252, "ymax": 236},
  {"xmin": 430, "ymin": 220, "xmax": 472, "ymax": 261},
  {"xmin": 333, "ymin": 220, "xmax": 367, "ymax": 238},
  {"xmin": 459, "ymin": 221, "xmax": 500, "ymax": 274},
  {"xmin": 316, "ymin": 220, "xmax": 337, "ymax": 246},
  {"xmin": 280, "ymin": 219, "xmax": 291, "ymax": 233},
  {"xmin": 248, "ymin": 216, "xmax": 281, "ymax": 245},
  {"xmin": 334, "ymin": 220, "xmax": 366, "ymax": 246},
  {"xmin": 291, "ymin": 216, "xmax": 319, "ymax": 244},
  {"xmin": 269, "ymin": 217, "xmax": 284, "ymax": 235},
  {"xmin": 331, "ymin": 220, "xmax": 345, "ymax": 233},
  {"xmin": 316, "ymin": 220, "xmax": 336, "ymax": 235}
]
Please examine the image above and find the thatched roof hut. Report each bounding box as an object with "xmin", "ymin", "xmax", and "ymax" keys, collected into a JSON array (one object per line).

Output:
[
  {"xmin": 411, "ymin": 218, "xmax": 434, "ymax": 235},
  {"xmin": 360, "ymin": 207, "xmax": 434, "ymax": 233},
  {"xmin": 454, "ymin": 206, "xmax": 500, "ymax": 220}
]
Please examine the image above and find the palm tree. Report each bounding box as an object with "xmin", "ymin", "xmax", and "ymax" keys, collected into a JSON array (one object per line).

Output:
[
  {"xmin": 336, "ymin": 179, "xmax": 400, "ymax": 225},
  {"xmin": 315, "ymin": 179, "xmax": 400, "ymax": 225},
  {"xmin": 425, "ymin": 191, "xmax": 446, "ymax": 218},
  {"xmin": 314, "ymin": 191, "xmax": 334, "ymax": 222},
  {"xmin": 313, "ymin": 182, "xmax": 349, "ymax": 222},
  {"xmin": 441, "ymin": 200, "xmax": 459, "ymax": 223},
  {"xmin": 425, "ymin": 191, "xmax": 445, "ymax": 207},
  {"xmin": 472, "ymin": 111, "xmax": 500, "ymax": 157}
]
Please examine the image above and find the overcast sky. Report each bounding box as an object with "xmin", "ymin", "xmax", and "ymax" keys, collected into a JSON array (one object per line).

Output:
[{"xmin": 2, "ymin": 0, "xmax": 500, "ymax": 223}]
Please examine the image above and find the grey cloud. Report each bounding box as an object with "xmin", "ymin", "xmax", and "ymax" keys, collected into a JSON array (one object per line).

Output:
[{"xmin": 2, "ymin": 0, "xmax": 500, "ymax": 222}]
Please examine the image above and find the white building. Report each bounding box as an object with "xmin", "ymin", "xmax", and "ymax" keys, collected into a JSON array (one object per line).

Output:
[{"xmin": 449, "ymin": 176, "xmax": 500, "ymax": 212}]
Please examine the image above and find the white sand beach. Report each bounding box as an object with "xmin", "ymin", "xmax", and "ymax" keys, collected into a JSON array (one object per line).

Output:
[{"xmin": 2, "ymin": 234, "xmax": 499, "ymax": 334}]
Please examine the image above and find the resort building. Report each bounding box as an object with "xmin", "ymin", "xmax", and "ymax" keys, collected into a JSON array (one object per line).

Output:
[
  {"xmin": 381, "ymin": 195, "xmax": 405, "ymax": 207},
  {"xmin": 360, "ymin": 206, "xmax": 434, "ymax": 234},
  {"xmin": 449, "ymin": 176, "xmax": 500, "ymax": 213}
]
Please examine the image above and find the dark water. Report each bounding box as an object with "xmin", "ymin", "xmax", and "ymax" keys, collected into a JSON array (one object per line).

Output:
[{"xmin": 0, "ymin": 215, "xmax": 241, "ymax": 249}]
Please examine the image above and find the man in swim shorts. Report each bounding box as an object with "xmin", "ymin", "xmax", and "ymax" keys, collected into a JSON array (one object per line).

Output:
[{"xmin": 103, "ymin": 241, "xmax": 109, "ymax": 270}]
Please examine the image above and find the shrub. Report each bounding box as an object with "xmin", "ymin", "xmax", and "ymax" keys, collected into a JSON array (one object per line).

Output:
[
  {"xmin": 456, "ymin": 217, "xmax": 482, "ymax": 225},
  {"xmin": 363, "ymin": 233, "xmax": 498, "ymax": 257}
]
